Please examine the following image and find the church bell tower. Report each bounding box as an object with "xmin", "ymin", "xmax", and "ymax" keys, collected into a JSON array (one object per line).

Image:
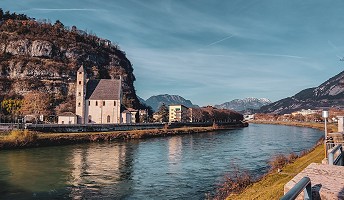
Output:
[{"xmin": 76, "ymin": 65, "xmax": 86, "ymax": 124}]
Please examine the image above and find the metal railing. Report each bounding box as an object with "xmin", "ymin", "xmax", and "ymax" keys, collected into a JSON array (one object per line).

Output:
[
  {"xmin": 280, "ymin": 176, "xmax": 312, "ymax": 200},
  {"xmin": 328, "ymin": 144, "xmax": 343, "ymax": 166}
]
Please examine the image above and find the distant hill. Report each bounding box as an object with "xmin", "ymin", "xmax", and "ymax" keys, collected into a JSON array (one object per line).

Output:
[
  {"xmin": 215, "ymin": 98, "xmax": 271, "ymax": 112},
  {"xmin": 259, "ymin": 70, "xmax": 344, "ymax": 114},
  {"xmin": 142, "ymin": 94, "xmax": 198, "ymax": 112}
]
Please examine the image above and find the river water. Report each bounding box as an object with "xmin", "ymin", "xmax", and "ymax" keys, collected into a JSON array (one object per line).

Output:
[{"xmin": 0, "ymin": 124, "xmax": 323, "ymax": 200}]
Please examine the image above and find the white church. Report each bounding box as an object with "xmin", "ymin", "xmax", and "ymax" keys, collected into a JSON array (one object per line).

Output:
[{"xmin": 75, "ymin": 65, "xmax": 122, "ymax": 124}]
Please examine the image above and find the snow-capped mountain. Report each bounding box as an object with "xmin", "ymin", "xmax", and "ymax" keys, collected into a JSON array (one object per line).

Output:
[{"xmin": 215, "ymin": 98, "xmax": 272, "ymax": 112}]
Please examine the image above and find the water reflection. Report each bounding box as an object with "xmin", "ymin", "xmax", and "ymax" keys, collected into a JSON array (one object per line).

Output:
[
  {"xmin": 0, "ymin": 124, "xmax": 323, "ymax": 199},
  {"xmin": 68, "ymin": 142, "xmax": 137, "ymax": 199},
  {"xmin": 168, "ymin": 137, "xmax": 182, "ymax": 173}
]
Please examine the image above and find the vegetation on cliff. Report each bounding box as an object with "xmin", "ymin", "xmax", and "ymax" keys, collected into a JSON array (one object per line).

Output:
[{"xmin": 0, "ymin": 9, "xmax": 147, "ymax": 121}]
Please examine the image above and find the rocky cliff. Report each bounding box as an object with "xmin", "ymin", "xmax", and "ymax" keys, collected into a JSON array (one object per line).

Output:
[
  {"xmin": 0, "ymin": 12, "xmax": 143, "ymax": 114},
  {"xmin": 259, "ymin": 70, "xmax": 344, "ymax": 114}
]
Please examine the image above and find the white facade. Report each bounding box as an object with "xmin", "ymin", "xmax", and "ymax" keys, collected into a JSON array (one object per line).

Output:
[
  {"xmin": 75, "ymin": 65, "xmax": 122, "ymax": 124},
  {"xmin": 86, "ymin": 99, "xmax": 121, "ymax": 124},
  {"xmin": 58, "ymin": 113, "xmax": 77, "ymax": 124},
  {"xmin": 169, "ymin": 105, "xmax": 188, "ymax": 122}
]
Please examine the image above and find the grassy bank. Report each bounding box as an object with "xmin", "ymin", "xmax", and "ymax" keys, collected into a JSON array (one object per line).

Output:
[
  {"xmin": 223, "ymin": 120, "xmax": 332, "ymax": 199},
  {"xmin": 227, "ymin": 144, "xmax": 324, "ymax": 199},
  {"xmin": 250, "ymin": 120, "xmax": 338, "ymax": 133},
  {"xmin": 0, "ymin": 126, "xmax": 226, "ymax": 150}
]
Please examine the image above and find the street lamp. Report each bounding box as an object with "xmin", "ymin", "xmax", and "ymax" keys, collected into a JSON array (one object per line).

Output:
[{"xmin": 322, "ymin": 110, "xmax": 329, "ymax": 158}]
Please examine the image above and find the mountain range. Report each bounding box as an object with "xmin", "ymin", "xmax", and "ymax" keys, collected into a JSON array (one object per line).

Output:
[
  {"xmin": 140, "ymin": 95, "xmax": 271, "ymax": 113},
  {"xmin": 215, "ymin": 98, "xmax": 272, "ymax": 112},
  {"xmin": 139, "ymin": 94, "xmax": 198, "ymax": 112},
  {"xmin": 259, "ymin": 70, "xmax": 344, "ymax": 114}
]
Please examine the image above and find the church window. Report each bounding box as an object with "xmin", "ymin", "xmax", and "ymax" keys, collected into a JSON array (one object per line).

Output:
[
  {"xmin": 96, "ymin": 101, "xmax": 98, "ymax": 106},
  {"xmin": 114, "ymin": 101, "xmax": 116, "ymax": 106},
  {"xmin": 79, "ymin": 72, "xmax": 82, "ymax": 74},
  {"xmin": 79, "ymin": 81, "xmax": 81, "ymax": 85},
  {"xmin": 78, "ymin": 92, "xmax": 81, "ymax": 96},
  {"xmin": 103, "ymin": 101, "xmax": 105, "ymax": 106},
  {"xmin": 107, "ymin": 115, "xmax": 110, "ymax": 123},
  {"xmin": 78, "ymin": 102, "xmax": 81, "ymax": 107}
]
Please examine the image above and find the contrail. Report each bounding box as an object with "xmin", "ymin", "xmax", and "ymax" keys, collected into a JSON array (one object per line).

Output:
[
  {"xmin": 251, "ymin": 53, "xmax": 303, "ymax": 59},
  {"xmin": 28, "ymin": 8, "xmax": 100, "ymax": 12},
  {"xmin": 205, "ymin": 35, "xmax": 234, "ymax": 47},
  {"xmin": 197, "ymin": 35, "xmax": 234, "ymax": 51}
]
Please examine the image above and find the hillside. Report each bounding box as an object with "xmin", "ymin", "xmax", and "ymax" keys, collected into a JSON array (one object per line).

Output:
[
  {"xmin": 0, "ymin": 10, "xmax": 144, "ymax": 116},
  {"xmin": 143, "ymin": 94, "xmax": 198, "ymax": 112},
  {"xmin": 259, "ymin": 70, "xmax": 344, "ymax": 114},
  {"xmin": 215, "ymin": 97, "xmax": 271, "ymax": 112}
]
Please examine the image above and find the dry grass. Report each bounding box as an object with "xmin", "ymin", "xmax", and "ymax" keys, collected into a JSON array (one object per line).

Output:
[
  {"xmin": 4, "ymin": 130, "xmax": 38, "ymax": 144},
  {"xmin": 227, "ymin": 144, "xmax": 325, "ymax": 199},
  {"xmin": 208, "ymin": 168, "xmax": 254, "ymax": 200}
]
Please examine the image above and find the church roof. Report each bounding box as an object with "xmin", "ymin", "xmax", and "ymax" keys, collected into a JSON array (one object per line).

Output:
[{"xmin": 86, "ymin": 79, "xmax": 121, "ymax": 100}]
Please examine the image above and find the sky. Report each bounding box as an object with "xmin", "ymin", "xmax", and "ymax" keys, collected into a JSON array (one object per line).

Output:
[{"xmin": 2, "ymin": 0, "xmax": 344, "ymax": 106}]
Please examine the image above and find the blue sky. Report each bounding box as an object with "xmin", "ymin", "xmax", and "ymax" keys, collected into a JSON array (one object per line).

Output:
[{"xmin": 2, "ymin": 0, "xmax": 344, "ymax": 106}]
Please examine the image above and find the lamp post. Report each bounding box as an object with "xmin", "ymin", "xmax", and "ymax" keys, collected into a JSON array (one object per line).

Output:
[{"xmin": 322, "ymin": 110, "xmax": 329, "ymax": 158}]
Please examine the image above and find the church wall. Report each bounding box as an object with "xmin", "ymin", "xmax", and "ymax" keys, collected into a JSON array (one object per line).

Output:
[{"xmin": 86, "ymin": 100, "xmax": 121, "ymax": 124}]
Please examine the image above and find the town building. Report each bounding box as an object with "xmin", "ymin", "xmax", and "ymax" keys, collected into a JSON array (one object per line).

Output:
[
  {"xmin": 58, "ymin": 112, "xmax": 77, "ymax": 124},
  {"xmin": 121, "ymin": 110, "xmax": 132, "ymax": 124},
  {"xmin": 169, "ymin": 105, "xmax": 188, "ymax": 122},
  {"xmin": 291, "ymin": 109, "xmax": 321, "ymax": 116},
  {"xmin": 75, "ymin": 65, "xmax": 122, "ymax": 124},
  {"xmin": 127, "ymin": 108, "xmax": 138, "ymax": 123}
]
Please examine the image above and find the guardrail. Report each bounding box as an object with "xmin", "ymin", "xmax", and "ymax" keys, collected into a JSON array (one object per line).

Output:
[
  {"xmin": 280, "ymin": 176, "xmax": 312, "ymax": 200},
  {"xmin": 328, "ymin": 144, "xmax": 343, "ymax": 166}
]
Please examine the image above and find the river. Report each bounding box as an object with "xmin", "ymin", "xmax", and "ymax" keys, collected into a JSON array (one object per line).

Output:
[{"xmin": 0, "ymin": 124, "xmax": 323, "ymax": 199}]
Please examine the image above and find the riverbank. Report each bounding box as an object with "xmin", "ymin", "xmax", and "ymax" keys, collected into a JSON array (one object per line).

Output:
[
  {"xmin": 0, "ymin": 123, "xmax": 247, "ymax": 150},
  {"xmin": 250, "ymin": 120, "xmax": 338, "ymax": 133},
  {"xmin": 227, "ymin": 142, "xmax": 324, "ymax": 199},
  {"xmin": 224, "ymin": 120, "xmax": 332, "ymax": 199}
]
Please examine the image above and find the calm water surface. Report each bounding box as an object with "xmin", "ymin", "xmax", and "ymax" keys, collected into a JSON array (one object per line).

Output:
[{"xmin": 0, "ymin": 124, "xmax": 323, "ymax": 199}]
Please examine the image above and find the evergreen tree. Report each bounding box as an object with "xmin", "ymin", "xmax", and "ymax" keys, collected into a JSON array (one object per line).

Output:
[{"xmin": 157, "ymin": 103, "xmax": 169, "ymax": 122}]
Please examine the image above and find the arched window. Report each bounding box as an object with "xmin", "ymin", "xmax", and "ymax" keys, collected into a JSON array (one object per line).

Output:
[
  {"xmin": 107, "ymin": 115, "xmax": 111, "ymax": 123},
  {"xmin": 78, "ymin": 102, "xmax": 81, "ymax": 107},
  {"xmin": 79, "ymin": 81, "xmax": 81, "ymax": 85},
  {"xmin": 96, "ymin": 101, "xmax": 98, "ymax": 106},
  {"xmin": 114, "ymin": 101, "xmax": 116, "ymax": 106},
  {"xmin": 88, "ymin": 115, "xmax": 92, "ymax": 123}
]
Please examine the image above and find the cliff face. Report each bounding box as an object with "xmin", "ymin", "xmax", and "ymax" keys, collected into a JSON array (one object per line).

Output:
[{"xmin": 0, "ymin": 17, "xmax": 142, "ymax": 114}]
